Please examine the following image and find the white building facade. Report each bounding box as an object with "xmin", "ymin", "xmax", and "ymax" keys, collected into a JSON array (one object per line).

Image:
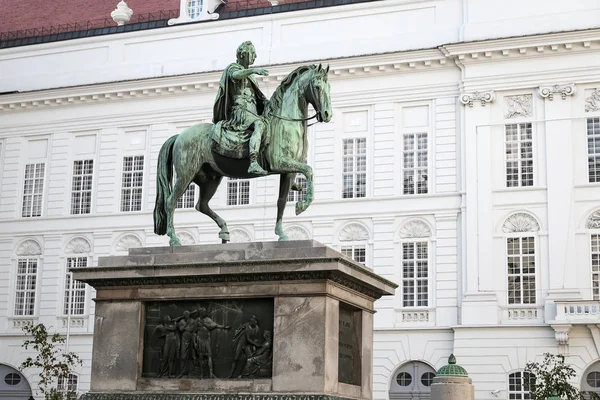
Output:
[{"xmin": 1, "ymin": 0, "xmax": 600, "ymax": 399}]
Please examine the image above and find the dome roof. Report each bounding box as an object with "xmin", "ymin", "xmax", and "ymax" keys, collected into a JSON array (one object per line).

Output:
[{"xmin": 436, "ymin": 354, "xmax": 469, "ymax": 377}]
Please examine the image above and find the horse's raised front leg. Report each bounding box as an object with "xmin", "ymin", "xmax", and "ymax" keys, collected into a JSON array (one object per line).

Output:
[
  {"xmin": 275, "ymin": 173, "xmax": 295, "ymax": 241},
  {"xmin": 271, "ymin": 158, "xmax": 313, "ymax": 215},
  {"xmin": 166, "ymin": 176, "xmax": 192, "ymax": 246},
  {"xmin": 195, "ymin": 176, "xmax": 230, "ymax": 243}
]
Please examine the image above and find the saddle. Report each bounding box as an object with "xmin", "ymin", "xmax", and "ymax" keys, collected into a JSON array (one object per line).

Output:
[{"xmin": 211, "ymin": 121, "xmax": 252, "ymax": 159}]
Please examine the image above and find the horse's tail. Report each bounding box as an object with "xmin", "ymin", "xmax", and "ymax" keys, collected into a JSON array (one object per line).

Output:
[{"xmin": 153, "ymin": 134, "xmax": 178, "ymax": 235}]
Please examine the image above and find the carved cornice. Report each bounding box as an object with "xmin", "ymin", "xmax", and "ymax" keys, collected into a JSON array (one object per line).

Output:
[
  {"xmin": 537, "ymin": 83, "xmax": 576, "ymax": 100},
  {"xmin": 459, "ymin": 91, "xmax": 495, "ymax": 107}
]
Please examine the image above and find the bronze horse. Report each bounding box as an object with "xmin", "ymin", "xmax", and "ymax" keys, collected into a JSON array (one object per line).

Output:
[{"xmin": 153, "ymin": 64, "xmax": 332, "ymax": 245}]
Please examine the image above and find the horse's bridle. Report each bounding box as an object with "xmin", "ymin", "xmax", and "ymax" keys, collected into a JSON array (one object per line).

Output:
[{"xmin": 270, "ymin": 77, "xmax": 324, "ymax": 127}]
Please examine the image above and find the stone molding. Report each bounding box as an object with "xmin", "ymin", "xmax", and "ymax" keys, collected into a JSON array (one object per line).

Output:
[
  {"xmin": 585, "ymin": 88, "xmax": 600, "ymax": 112},
  {"xmin": 230, "ymin": 229, "xmax": 252, "ymax": 243},
  {"xmin": 16, "ymin": 239, "xmax": 42, "ymax": 256},
  {"xmin": 338, "ymin": 223, "xmax": 370, "ymax": 242},
  {"xmin": 587, "ymin": 211, "xmax": 600, "ymax": 229},
  {"xmin": 504, "ymin": 94, "xmax": 532, "ymax": 119},
  {"xmin": 399, "ymin": 220, "xmax": 431, "ymax": 239},
  {"xmin": 81, "ymin": 394, "xmax": 359, "ymax": 400},
  {"xmin": 459, "ymin": 91, "xmax": 495, "ymax": 107},
  {"xmin": 66, "ymin": 237, "xmax": 92, "ymax": 254},
  {"xmin": 537, "ymin": 83, "xmax": 576, "ymax": 100},
  {"xmin": 502, "ymin": 213, "xmax": 540, "ymax": 233},
  {"xmin": 115, "ymin": 234, "xmax": 143, "ymax": 253},
  {"xmin": 283, "ymin": 226, "xmax": 311, "ymax": 240},
  {"xmin": 177, "ymin": 231, "xmax": 196, "ymax": 245},
  {"xmin": 551, "ymin": 324, "xmax": 572, "ymax": 355}
]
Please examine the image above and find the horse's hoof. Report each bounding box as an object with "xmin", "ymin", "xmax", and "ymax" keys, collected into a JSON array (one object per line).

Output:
[
  {"xmin": 278, "ymin": 234, "xmax": 289, "ymax": 241},
  {"xmin": 169, "ymin": 238, "xmax": 181, "ymax": 246},
  {"xmin": 219, "ymin": 232, "xmax": 230, "ymax": 242}
]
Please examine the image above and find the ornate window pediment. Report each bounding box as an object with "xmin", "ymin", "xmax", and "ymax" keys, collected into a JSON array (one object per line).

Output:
[
  {"xmin": 587, "ymin": 211, "xmax": 600, "ymax": 229},
  {"xmin": 284, "ymin": 226, "xmax": 310, "ymax": 240},
  {"xmin": 115, "ymin": 234, "xmax": 143, "ymax": 252},
  {"xmin": 399, "ymin": 220, "xmax": 431, "ymax": 239},
  {"xmin": 65, "ymin": 237, "xmax": 91, "ymax": 254},
  {"xmin": 502, "ymin": 213, "xmax": 540, "ymax": 233},
  {"xmin": 230, "ymin": 229, "xmax": 252, "ymax": 243},
  {"xmin": 16, "ymin": 239, "xmax": 42, "ymax": 256},
  {"xmin": 177, "ymin": 231, "xmax": 196, "ymax": 245},
  {"xmin": 338, "ymin": 223, "xmax": 369, "ymax": 242}
]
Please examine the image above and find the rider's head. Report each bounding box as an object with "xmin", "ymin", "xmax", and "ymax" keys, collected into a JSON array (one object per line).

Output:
[
  {"xmin": 236, "ymin": 41, "xmax": 256, "ymax": 66},
  {"xmin": 183, "ymin": 310, "xmax": 190, "ymax": 318}
]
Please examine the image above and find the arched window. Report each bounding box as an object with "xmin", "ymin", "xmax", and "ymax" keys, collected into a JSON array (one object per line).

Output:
[
  {"xmin": 338, "ymin": 223, "xmax": 370, "ymax": 265},
  {"xmin": 14, "ymin": 239, "xmax": 42, "ymax": 316},
  {"xmin": 581, "ymin": 360, "xmax": 600, "ymax": 397},
  {"xmin": 508, "ymin": 371, "xmax": 535, "ymax": 399},
  {"xmin": 389, "ymin": 361, "xmax": 436, "ymax": 399},
  {"xmin": 587, "ymin": 211, "xmax": 600, "ymax": 300},
  {"xmin": 0, "ymin": 364, "xmax": 32, "ymax": 399},
  {"xmin": 399, "ymin": 220, "xmax": 432, "ymax": 308},
  {"xmin": 502, "ymin": 213, "xmax": 540, "ymax": 305},
  {"xmin": 64, "ymin": 238, "xmax": 91, "ymax": 316}
]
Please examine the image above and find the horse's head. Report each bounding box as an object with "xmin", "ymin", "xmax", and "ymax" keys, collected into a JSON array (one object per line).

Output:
[{"xmin": 308, "ymin": 64, "xmax": 332, "ymax": 123}]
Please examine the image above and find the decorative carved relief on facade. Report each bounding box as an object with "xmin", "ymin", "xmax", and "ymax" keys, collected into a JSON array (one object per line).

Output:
[
  {"xmin": 65, "ymin": 237, "xmax": 91, "ymax": 254},
  {"xmin": 284, "ymin": 226, "xmax": 310, "ymax": 240},
  {"xmin": 586, "ymin": 88, "xmax": 600, "ymax": 112},
  {"xmin": 459, "ymin": 91, "xmax": 495, "ymax": 107},
  {"xmin": 338, "ymin": 223, "xmax": 370, "ymax": 241},
  {"xmin": 177, "ymin": 231, "xmax": 196, "ymax": 245},
  {"xmin": 502, "ymin": 213, "xmax": 540, "ymax": 233},
  {"xmin": 537, "ymin": 84, "xmax": 576, "ymax": 100},
  {"xmin": 504, "ymin": 95, "xmax": 533, "ymax": 119},
  {"xmin": 399, "ymin": 220, "xmax": 432, "ymax": 239},
  {"xmin": 230, "ymin": 229, "xmax": 252, "ymax": 243},
  {"xmin": 587, "ymin": 211, "xmax": 600, "ymax": 229},
  {"xmin": 115, "ymin": 234, "xmax": 143, "ymax": 252},
  {"xmin": 16, "ymin": 240, "xmax": 42, "ymax": 256}
]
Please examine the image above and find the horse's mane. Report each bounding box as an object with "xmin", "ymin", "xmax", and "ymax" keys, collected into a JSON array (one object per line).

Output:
[{"xmin": 266, "ymin": 65, "xmax": 314, "ymax": 115}]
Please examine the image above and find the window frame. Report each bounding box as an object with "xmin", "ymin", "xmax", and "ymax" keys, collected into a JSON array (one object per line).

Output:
[
  {"xmin": 341, "ymin": 137, "xmax": 368, "ymax": 199},
  {"xmin": 69, "ymin": 159, "xmax": 94, "ymax": 215},
  {"xmin": 400, "ymin": 239, "xmax": 430, "ymax": 308},
  {"xmin": 505, "ymin": 233, "xmax": 538, "ymax": 306},
  {"xmin": 340, "ymin": 244, "xmax": 367, "ymax": 265},
  {"xmin": 401, "ymin": 132, "xmax": 429, "ymax": 195},
  {"xmin": 507, "ymin": 371, "xmax": 535, "ymax": 400},
  {"xmin": 287, "ymin": 174, "xmax": 308, "ymax": 203},
  {"xmin": 21, "ymin": 162, "xmax": 46, "ymax": 218},
  {"xmin": 63, "ymin": 256, "xmax": 89, "ymax": 316},
  {"xmin": 176, "ymin": 183, "xmax": 197, "ymax": 209},
  {"xmin": 504, "ymin": 122, "xmax": 535, "ymax": 188},
  {"xmin": 57, "ymin": 373, "xmax": 79, "ymax": 394},
  {"xmin": 119, "ymin": 155, "xmax": 145, "ymax": 212},
  {"xmin": 587, "ymin": 117, "xmax": 600, "ymax": 184},
  {"xmin": 226, "ymin": 177, "xmax": 251, "ymax": 206},
  {"xmin": 13, "ymin": 257, "xmax": 39, "ymax": 317},
  {"xmin": 591, "ymin": 231, "xmax": 600, "ymax": 301}
]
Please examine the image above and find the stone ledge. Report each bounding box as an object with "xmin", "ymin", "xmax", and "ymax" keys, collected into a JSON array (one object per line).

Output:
[{"xmin": 80, "ymin": 394, "xmax": 359, "ymax": 400}]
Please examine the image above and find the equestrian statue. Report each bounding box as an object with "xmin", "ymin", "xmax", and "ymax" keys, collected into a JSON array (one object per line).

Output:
[{"xmin": 153, "ymin": 41, "xmax": 332, "ymax": 245}]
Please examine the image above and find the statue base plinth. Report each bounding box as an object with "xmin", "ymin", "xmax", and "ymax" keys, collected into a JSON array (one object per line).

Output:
[{"xmin": 74, "ymin": 241, "xmax": 396, "ymax": 400}]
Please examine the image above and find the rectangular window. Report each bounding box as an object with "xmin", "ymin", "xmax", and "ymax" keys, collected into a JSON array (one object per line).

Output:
[
  {"xmin": 22, "ymin": 163, "xmax": 45, "ymax": 217},
  {"xmin": 341, "ymin": 245, "xmax": 366, "ymax": 264},
  {"xmin": 227, "ymin": 178, "xmax": 250, "ymax": 206},
  {"xmin": 176, "ymin": 184, "xmax": 196, "ymax": 209},
  {"xmin": 287, "ymin": 175, "xmax": 307, "ymax": 203},
  {"xmin": 402, "ymin": 242, "xmax": 428, "ymax": 307},
  {"xmin": 402, "ymin": 133, "xmax": 428, "ymax": 195},
  {"xmin": 592, "ymin": 234, "xmax": 600, "ymax": 301},
  {"xmin": 14, "ymin": 258, "xmax": 37, "ymax": 316},
  {"xmin": 342, "ymin": 138, "xmax": 366, "ymax": 199},
  {"xmin": 507, "ymin": 237, "xmax": 536, "ymax": 304},
  {"xmin": 587, "ymin": 118, "xmax": 600, "ymax": 183},
  {"xmin": 57, "ymin": 374, "xmax": 78, "ymax": 393},
  {"xmin": 64, "ymin": 257, "xmax": 87, "ymax": 315},
  {"xmin": 70, "ymin": 160, "xmax": 93, "ymax": 215},
  {"xmin": 120, "ymin": 156, "xmax": 144, "ymax": 212},
  {"xmin": 505, "ymin": 123, "xmax": 534, "ymax": 187}
]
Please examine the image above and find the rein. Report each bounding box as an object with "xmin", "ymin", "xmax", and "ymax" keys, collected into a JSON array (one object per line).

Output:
[{"xmin": 269, "ymin": 74, "xmax": 322, "ymax": 127}]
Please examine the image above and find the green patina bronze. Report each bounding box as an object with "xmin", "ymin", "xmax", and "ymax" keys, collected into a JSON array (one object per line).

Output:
[
  {"xmin": 436, "ymin": 354, "xmax": 469, "ymax": 377},
  {"xmin": 153, "ymin": 41, "xmax": 332, "ymax": 245}
]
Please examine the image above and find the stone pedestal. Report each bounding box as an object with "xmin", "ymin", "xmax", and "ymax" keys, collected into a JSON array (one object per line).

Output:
[
  {"xmin": 73, "ymin": 241, "xmax": 396, "ymax": 400},
  {"xmin": 430, "ymin": 376, "xmax": 474, "ymax": 400}
]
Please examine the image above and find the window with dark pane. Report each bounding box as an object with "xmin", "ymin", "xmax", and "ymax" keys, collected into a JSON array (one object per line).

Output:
[
  {"xmin": 120, "ymin": 156, "xmax": 144, "ymax": 212},
  {"xmin": 342, "ymin": 138, "xmax": 367, "ymax": 199},
  {"xmin": 14, "ymin": 258, "xmax": 37, "ymax": 316},
  {"xmin": 287, "ymin": 175, "xmax": 307, "ymax": 203},
  {"xmin": 22, "ymin": 163, "xmax": 45, "ymax": 217},
  {"xmin": 177, "ymin": 184, "xmax": 196, "ymax": 209},
  {"xmin": 227, "ymin": 178, "xmax": 250, "ymax": 206},
  {"xmin": 64, "ymin": 257, "xmax": 87, "ymax": 315},
  {"xmin": 396, "ymin": 372, "xmax": 412, "ymax": 387},
  {"xmin": 505, "ymin": 123, "xmax": 534, "ymax": 187},
  {"xmin": 508, "ymin": 371, "xmax": 534, "ymax": 400},
  {"xmin": 403, "ymin": 133, "xmax": 428, "ymax": 195},
  {"xmin": 402, "ymin": 242, "xmax": 428, "ymax": 307},
  {"xmin": 507, "ymin": 237, "xmax": 536, "ymax": 305},
  {"xmin": 71, "ymin": 159, "xmax": 93, "ymax": 215},
  {"xmin": 588, "ymin": 118, "xmax": 600, "ymax": 183},
  {"xmin": 341, "ymin": 245, "xmax": 366, "ymax": 264}
]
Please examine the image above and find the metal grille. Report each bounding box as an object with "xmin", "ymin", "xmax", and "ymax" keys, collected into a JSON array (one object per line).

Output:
[
  {"xmin": 287, "ymin": 175, "xmax": 307, "ymax": 202},
  {"xmin": 120, "ymin": 156, "xmax": 144, "ymax": 212},
  {"xmin": 588, "ymin": 118, "xmax": 600, "ymax": 183},
  {"xmin": 14, "ymin": 258, "xmax": 37, "ymax": 316},
  {"xmin": 402, "ymin": 133, "xmax": 428, "ymax": 195},
  {"xmin": 177, "ymin": 184, "xmax": 196, "ymax": 209},
  {"xmin": 505, "ymin": 123, "xmax": 534, "ymax": 187},
  {"xmin": 227, "ymin": 178, "xmax": 250, "ymax": 205},
  {"xmin": 57, "ymin": 374, "xmax": 78, "ymax": 392},
  {"xmin": 64, "ymin": 257, "xmax": 87, "ymax": 316},
  {"xmin": 402, "ymin": 242, "xmax": 428, "ymax": 307},
  {"xmin": 508, "ymin": 371, "xmax": 534, "ymax": 399},
  {"xmin": 22, "ymin": 163, "xmax": 45, "ymax": 217},
  {"xmin": 341, "ymin": 245, "xmax": 366, "ymax": 264},
  {"xmin": 70, "ymin": 160, "xmax": 93, "ymax": 215},
  {"xmin": 187, "ymin": 0, "xmax": 204, "ymax": 18},
  {"xmin": 342, "ymin": 138, "xmax": 367, "ymax": 199},
  {"xmin": 593, "ymin": 234, "xmax": 600, "ymax": 301},
  {"xmin": 507, "ymin": 237, "xmax": 536, "ymax": 304}
]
